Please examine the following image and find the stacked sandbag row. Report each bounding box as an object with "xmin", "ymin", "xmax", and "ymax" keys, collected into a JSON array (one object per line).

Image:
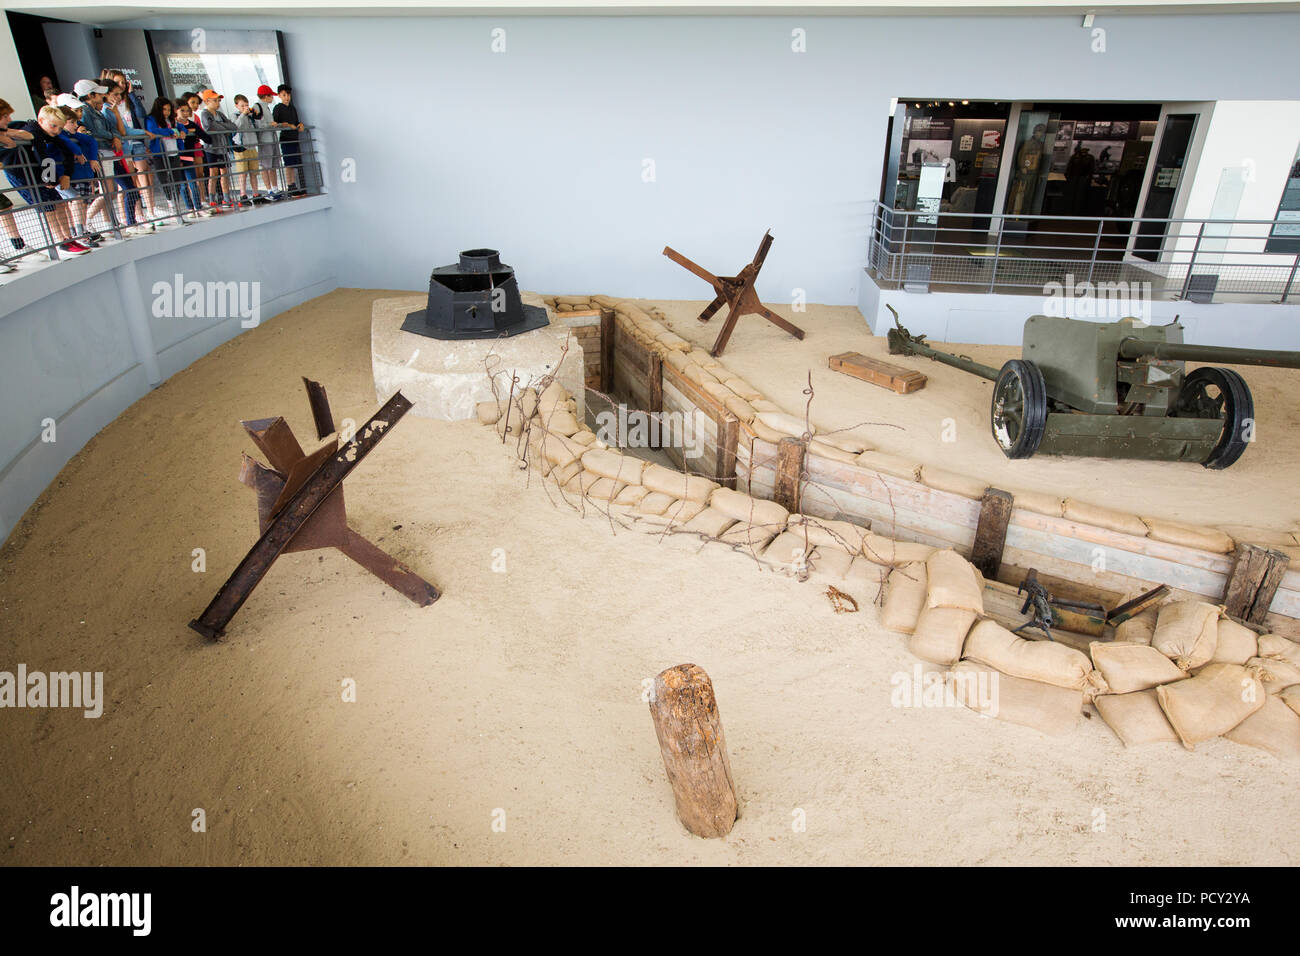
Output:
[
  {"xmin": 880, "ymin": 548, "xmax": 1112, "ymax": 736},
  {"xmin": 1091, "ymin": 599, "xmax": 1300, "ymax": 761},
  {"xmin": 541, "ymin": 295, "xmax": 600, "ymax": 313}
]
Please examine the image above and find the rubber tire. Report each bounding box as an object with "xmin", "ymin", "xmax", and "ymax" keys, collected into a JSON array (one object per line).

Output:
[
  {"xmin": 1176, "ymin": 366, "xmax": 1254, "ymax": 470},
  {"xmin": 990, "ymin": 359, "xmax": 1048, "ymax": 459}
]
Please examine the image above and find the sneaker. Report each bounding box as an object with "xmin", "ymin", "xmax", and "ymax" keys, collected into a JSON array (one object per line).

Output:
[
  {"xmin": 197, "ymin": 208, "xmax": 215, "ymax": 218},
  {"xmin": 78, "ymin": 235, "xmax": 101, "ymax": 248},
  {"xmin": 59, "ymin": 241, "xmax": 92, "ymax": 256},
  {"xmin": 86, "ymin": 232, "xmax": 104, "ymax": 243},
  {"xmin": 251, "ymin": 195, "xmax": 270, "ymax": 205},
  {"xmin": 0, "ymin": 261, "xmax": 14, "ymax": 274},
  {"xmin": 237, "ymin": 196, "xmax": 252, "ymax": 207}
]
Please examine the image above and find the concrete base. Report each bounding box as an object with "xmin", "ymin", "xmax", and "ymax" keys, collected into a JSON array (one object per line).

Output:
[{"xmin": 371, "ymin": 294, "xmax": 585, "ymax": 421}]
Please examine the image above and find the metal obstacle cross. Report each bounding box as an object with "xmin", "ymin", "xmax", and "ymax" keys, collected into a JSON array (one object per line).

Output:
[
  {"xmin": 188, "ymin": 379, "xmax": 439, "ymax": 640},
  {"xmin": 662, "ymin": 229, "xmax": 806, "ymax": 357}
]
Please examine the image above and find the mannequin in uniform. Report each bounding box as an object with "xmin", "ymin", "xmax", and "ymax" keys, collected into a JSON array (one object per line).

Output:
[{"xmin": 1009, "ymin": 124, "xmax": 1047, "ymax": 215}]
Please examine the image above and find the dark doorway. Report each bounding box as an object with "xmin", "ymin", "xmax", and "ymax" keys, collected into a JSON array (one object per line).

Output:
[{"xmin": 1135, "ymin": 114, "xmax": 1199, "ymax": 261}]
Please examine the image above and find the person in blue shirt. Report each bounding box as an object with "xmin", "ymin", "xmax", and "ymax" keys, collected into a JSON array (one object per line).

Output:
[
  {"xmin": 55, "ymin": 97, "xmax": 107, "ymax": 246},
  {"xmin": 103, "ymin": 79, "xmax": 157, "ymax": 233},
  {"xmin": 0, "ymin": 96, "xmax": 36, "ymax": 268},
  {"xmin": 145, "ymin": 96, "xmax": 185, "ymax": 219},
  {"xmin": 7, "ymin": 107, "xmax": 91, "ymax": 255}
]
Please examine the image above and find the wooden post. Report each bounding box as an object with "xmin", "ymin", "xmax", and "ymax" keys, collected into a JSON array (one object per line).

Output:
[
  {"xmin": 599, "ymin": 309, "xmax": 615, "ymax": 394},
  {"xmin": 1222, "ymin": 543, "xmax": 1290, "ymax": 625},
  {"xmin": 717, "ymin": 413, "xmax": 739, "ymax": 489},
  {"xmin": 970, "ymin": 487, "xmax": 1013, "ymax": 579},
  {"xmin": 648, "ymin": 663, "xmax": 737, "ymax": 838},
  {"xmin": 774, "ymin": 437, "xmax": 805, "ymax": 514},
  {"xmin": 648, "ymin": 352, "xmax": 663, "ymax": 412}
]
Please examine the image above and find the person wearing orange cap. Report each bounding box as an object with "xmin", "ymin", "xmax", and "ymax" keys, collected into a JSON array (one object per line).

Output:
[{"xmin": 197, "ymin": 89, "xmax": 238, "ymax": 209}]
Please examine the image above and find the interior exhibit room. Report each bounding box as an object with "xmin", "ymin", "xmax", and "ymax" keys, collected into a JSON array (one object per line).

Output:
[{"xmin": 1, "ymin": 0, "xmax": 1299, "ymax": 897}]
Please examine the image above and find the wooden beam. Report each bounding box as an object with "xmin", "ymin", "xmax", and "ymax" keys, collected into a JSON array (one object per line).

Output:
[
  {"xmin": 969, "ymin": 488, "xmax": 1013, "ymax": 579},
  {"xmin": 828, "ymin": 351, "xmax": 927, "ymax": 394},
  {"xmin": 648, "ymin": 351, "xmax": 663, "ymax": 414},
  {"xmin": 1223, "ymin": 543, "xmax": 1290, "ymax": 625},
  {"xmin": 718, "ymin": 413, "xmax": 739, "ymax": 488},
  {"xmin": 774, "ymin": 437, "xmax": 805, "ymax": 515},
  {"xmin": 599, "ymin": 309, "xmax": 614, "ymax": 394},
  {"xmin": 648, "ymin": 663, "xmax": 737, "ymax": 838}
]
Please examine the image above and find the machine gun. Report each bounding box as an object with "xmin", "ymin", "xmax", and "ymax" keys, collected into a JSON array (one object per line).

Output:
[{"xmin": 886, "ymin": 306, "xmax": 1300, "ymax": 469}]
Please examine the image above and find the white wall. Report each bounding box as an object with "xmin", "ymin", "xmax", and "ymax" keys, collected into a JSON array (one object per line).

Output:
[
  {"xmin": 108, "ymin": 10, "xmax": 1300, "ymax": 306},
  {"xmin": 0, "ymin": 11, "xmax": 33, "ymax": 119},
  {"xmin": 0, "ymin": 200, "xmax": 337, "ymax": 542}
]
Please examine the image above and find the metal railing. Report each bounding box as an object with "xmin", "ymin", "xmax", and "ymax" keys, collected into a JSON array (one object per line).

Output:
[
  {"xmin": 866, "ymin": 201, "xmax": 1300, "ymax": 303},
  {"xmin": 0, "ymin": 124, "xmax": 323, "ymax": 274}
]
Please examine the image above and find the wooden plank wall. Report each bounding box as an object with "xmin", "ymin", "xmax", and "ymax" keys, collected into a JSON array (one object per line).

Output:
[{"xmin": 734, "ymin": 435, "xmax": 1300, "ymax": 634}]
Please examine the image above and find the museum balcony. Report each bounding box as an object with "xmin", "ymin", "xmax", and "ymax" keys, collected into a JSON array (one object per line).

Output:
[{"xmin": 866, "ymin": 203, "xmax": 1300, "ymax": 303}]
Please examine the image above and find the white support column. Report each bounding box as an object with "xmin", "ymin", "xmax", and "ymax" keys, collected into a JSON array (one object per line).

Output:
[
  {"xmin": 114, "ymin": 260, "xmax": 163, "ymax": 387},
  {"xmin": 988, "ymin": 102, "xmax": 1023, "ymax": 235}
]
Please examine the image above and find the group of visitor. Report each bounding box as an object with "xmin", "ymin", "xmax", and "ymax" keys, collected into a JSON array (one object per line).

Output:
[{"xmin": 0, "ymin": 70, "xmax": 308, "ymax": 272}]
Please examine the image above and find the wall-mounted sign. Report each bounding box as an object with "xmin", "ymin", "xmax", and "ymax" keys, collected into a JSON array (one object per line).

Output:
[
  {"xmin": 1154, "ymin": 167, "xmax": 1181, "ymax": 189},
  {"xmin": 981, "ymin": 129, "xmax": 1001, "ymax": 149},
  {"xmin": 959, "ymin": 134, "xmax": 974, "ymax": 151}
]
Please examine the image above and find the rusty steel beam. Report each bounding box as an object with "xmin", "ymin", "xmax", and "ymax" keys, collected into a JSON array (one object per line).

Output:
[
  {"xmin": 302, "ymin": 377, "xmax": 336, "ymax": 440},
  {"xmin": 190, "ymin": 391, "xmax": 423, "ymax": 639}
]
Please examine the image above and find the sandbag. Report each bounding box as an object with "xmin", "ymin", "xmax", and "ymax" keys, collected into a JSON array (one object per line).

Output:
[
  {"xmin": 1245, "ymin": 656, "xmax": 1300, "ymax": 695},
  {"xmin": 807, "ymin": 439, "xmax": 860, "ymax": 464},
  {"xmin": 880, "ymin": 562, "xmax": 928, "ymax": 634},
  {"xmin": 641, "ymin": 463, "xmax": 719, "ymax": 503},
  {"xmin": 1213, "ymin": 617, "xmax": 1259, "ymax": 665},
  {"xmin": 680, "ymin": 507, "xmax": 737, "ymax": 538},
  {"xmin": 581, "ymin": 448, "xmax": 644, "ymax": 485},
  {"xmin": 517, "ymin": 388, "xmax": 540, "ymax": 419},
  {"xmin": 723, "ymin": 395, "xmax": 757, "ymax": 424},
  {"xmin": 542, "ymin": 433, "xmax": 587, "ymax": 469},
  {"xmin": 569, "ymin": 430, "xmax": 597, "ymax": 447},
  {"xmin": 537, "ymin": 408, "xmax": 581, "ymax": 437},
  {"xmin": 638, "ymin": 498, "xmax": 706, "ymax": 528},
  {"xmin": 1258, "ymin": 634, "xmax": 1300, "ymax": 668},
  {"xmin": 761, "ymin": 531, "xmax": 816, "ymax": 572},
  {"xmin": 755, "ymin": 411, "xmax": 813, "ymax": 439},
  {"xmin": 925, "ymin": 549, "xmax": 983, "ymax": 614},
  {"xmin": 476, "ymin": 400, "xmax": 502, "ymax": 425},
  {"xmin": 582, "ymin": 476, "xmax": 625, "ymax": 501},
  {"xmin": 536, "ymin": 381, "xmax": 570, "ymax": 414},
  {"xmin": 863, "ymin": 533, "xmax": 935, "ymax": 567},
  {"xmin": 750, "ymin": 399, "xmax": 782, "ymax": 413},
  {"xmin": 1223, "ymin": 696, "xmax": 1300, "ymax": 762},
  {"xmin": 1155, "ymin": 663, "xmax": 1265, "ymax": 750},
  {"xmin": 683, "ymin": 364, "xmax": 720, "ymax": 387},
  {"xmin": 907, "ymin": 605, "xmax": 976, "ymax": 666},
  {"xmin": 709, "ymin": 488, "xmax": 789, "ymax": 530},
  {"xmin": 1152, "ymin": 600, "xmax": 1221, "ymax": 671},
  {"xmin": 950, "ymin": 660, "xmax": 1083, "ymax": 737},
  {"xmin": 1008, "ymin": 488, "xmax": 1064, "ymax": 518},
  {"xmin": 614, "ymin": 484, "xmax": 649, "ymax": 506},
  {"xmin": 494, "ymin": 401, "xmax": 530, "ymax": 438},
  {"xmin": 656, "ymin": 331, "xmax": 690, "ymax": 352},
  {"xmin": 749, "ymin": 419, "xmax": 786, "ymax": 444},
  {"xmin": 1095, "ymin": 689, "xmax": 1181, "ymax": 747},
  {"xmin": 964, "ymin": 619, "xmax": 1095, "ymax": 691},
  {"xmin": 811, "ymin": 546, "xmax": 855, "ymax": 580},
  {"xmin": 635, "ymin": 492, "xmax": 676, "ymax": 516},
  {"xmin": 854, "ymin": 451, "xmax": 921, "ymax": 482},
  {"xmin": 1062, "ymin": 499, "xmax": 1148, "ymax": 538},
  {"xmin": 919, "ymin": 466, "xmax": 988, "ymax": 500},
  {"xmin": 1216, "ymin": 525, "xmax": 1290, "ymax": 548},
  {"xmin": 701, "ymin": 381, "xmax": 734, "ymax": 404},
  {"xmin": 722, "ymin": 376, "xmax": 763, "ymax": 401},
  {"xmin": 718, "ymin": 521, "xmax": 779, "ymax": 550},
  {"xmin": 1281, "ymin": 685, "xmax": 1300, "ymax": 718},
  {"xmin": 663, "ymin": 349, "xmax": 690, "ymax": 373},
  {"xmin": 786, "ymin": 514, "xmax": 870, "ymax": 554},
  {"xmin": 1114, "ymin": 607, "xmax": 1158, "ymax": 645},
  {"xmin": 1090, "ymin": 641, "xmax": 1188, "ymax": 695},
  {"xmin": 550, "ymin": 461, "xmax": 582, "ymax": 487},
  {"xmin": 814, "ymin": 432, "xmax": 871, "ymax": 455},
  {"xmin": 1141, "ymin": 517, "xmax": 1235, "ymax": 554}
]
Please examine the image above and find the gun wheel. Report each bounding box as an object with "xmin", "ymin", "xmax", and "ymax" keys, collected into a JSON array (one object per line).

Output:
[
  {"xmin": 1172, "ymin": 366, "xmax": 1253, "ymax": 470},
  {"xmin": 991, "ymin": 359, "xmax": 1047, "ymax": 459}
]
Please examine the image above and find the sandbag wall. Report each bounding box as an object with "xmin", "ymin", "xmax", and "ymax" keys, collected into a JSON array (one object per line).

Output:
[
  {"xmin": 881, "ymin": 550, "xmax": 1300, "ymax": 761},
  {"xmin": 540, "ymin": 296, "xmax": 603, "ymax": 392},
  {"xmin": 523, "ymin": 294, "xmax": 1300, "ymax": 636}
]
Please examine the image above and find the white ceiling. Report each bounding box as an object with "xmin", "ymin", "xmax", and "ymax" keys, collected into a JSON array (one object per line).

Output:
[{"xmin": 10, "ymin": 0, "xmax": 1300, "ymax": 26}]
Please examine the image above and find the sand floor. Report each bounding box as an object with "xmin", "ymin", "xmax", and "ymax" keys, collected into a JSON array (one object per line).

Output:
[
  {"xmin": 627, "ymin": 297, "xmax": 1300, "ymax": 535},
  {"xmin": 0, "ymin": 289, "xmax": 1296, "ymax": 866}
]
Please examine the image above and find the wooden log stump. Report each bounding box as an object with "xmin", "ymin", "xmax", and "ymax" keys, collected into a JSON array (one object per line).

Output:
[
  {"xmin": 648, "ymin": 663, "xmax": 737, "ymax": 838},
  {"xmin": 970, "ymin": 488, "xmax": 1013, "ymax": 580}
]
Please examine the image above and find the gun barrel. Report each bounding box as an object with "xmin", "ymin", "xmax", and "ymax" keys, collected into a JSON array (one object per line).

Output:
[{"xmin": 1118, "ymin": 337, "xmax": 1300, "ymax": 370}]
